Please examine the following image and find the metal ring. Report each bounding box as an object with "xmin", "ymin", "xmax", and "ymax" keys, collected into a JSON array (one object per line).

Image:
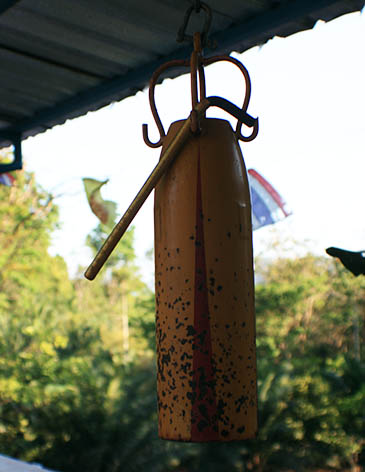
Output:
[
  {"xmin": 177, "ymin": 2, "xmax": 212, "ymax": 47},
  {"xmin": 189, "ymin": 33, "xmax": 206, "ymax": 129}
]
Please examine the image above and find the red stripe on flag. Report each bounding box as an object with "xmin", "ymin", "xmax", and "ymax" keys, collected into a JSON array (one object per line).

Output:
[
  {"xmin": 0, "ymin": 173, "xmax": 15, "ymax": 186},
  {"xmin": 248, "ymin": 169, "xmax": 290, "ymax": 217}
]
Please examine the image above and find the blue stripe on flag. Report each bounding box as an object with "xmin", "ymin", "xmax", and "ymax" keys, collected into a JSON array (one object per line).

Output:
[{"xmin": 250, "ymin": 186, "xmax": 274, "ymax": 230}]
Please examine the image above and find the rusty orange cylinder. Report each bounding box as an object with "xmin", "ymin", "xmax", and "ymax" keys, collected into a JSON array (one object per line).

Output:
[{"xmin": 154, "ymin": 118, "xmax": 257, "ymax": 442}]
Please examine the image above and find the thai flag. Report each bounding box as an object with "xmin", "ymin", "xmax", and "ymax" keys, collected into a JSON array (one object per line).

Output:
[
  {"xmin": 248, "ymin": 169, "xmax": 291, "ymax": 231},
  {"xmin": 0, "ymin": 173, "xmax": 15, "ymax": 186}
]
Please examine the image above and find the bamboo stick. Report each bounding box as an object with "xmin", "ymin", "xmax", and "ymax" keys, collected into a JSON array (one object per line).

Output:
[{"xmin": 84, "ymin": 101, "xmax": 209, "ymax": 280}]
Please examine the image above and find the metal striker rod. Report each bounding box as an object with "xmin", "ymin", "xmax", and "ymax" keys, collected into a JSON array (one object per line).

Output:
[{"xmin": 84, "ymin": 101, "xmax": 209, "ymax": 280}]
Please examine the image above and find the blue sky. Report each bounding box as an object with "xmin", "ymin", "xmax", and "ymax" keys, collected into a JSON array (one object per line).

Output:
[{"xmin": 23, "ymin": 9, "xmax": 365, "ymax": 284}]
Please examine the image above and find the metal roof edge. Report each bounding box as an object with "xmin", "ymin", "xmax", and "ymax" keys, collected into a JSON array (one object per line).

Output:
[
  {"xmin": 0, "ymin": 42, "xmax": 193, "ymax": 144},
  {"xmin": 213, "ymin": 0, "xmax": 365, "ymax": 53},
  {"xmin": 0, "ymin": 0, "xmax": 363, "ymax": 147}
]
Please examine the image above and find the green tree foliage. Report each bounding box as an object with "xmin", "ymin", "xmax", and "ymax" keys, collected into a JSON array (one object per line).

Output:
[
  {"xmin": 245, "ymin": 254, "xmax": 365, "ymax": 472},
  {"xmin": 82, "ymin": 222, "xmax": 156, "ymax": 358},
  {"xmin": 0, "ymin": 161, "xmax": 364, "ymax": 471},
  {"xmin": 0, "ymin": 167, "xmax": 75, "ymax": 461},
  {"xmin": 0, "ymin": 166, "xmax": 160, "ymax": 469}
]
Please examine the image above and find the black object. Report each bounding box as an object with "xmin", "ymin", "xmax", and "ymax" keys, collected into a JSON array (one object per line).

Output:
[{"xmin": 326, "ymin": 247, "xmax": 365, "ymax": 276}]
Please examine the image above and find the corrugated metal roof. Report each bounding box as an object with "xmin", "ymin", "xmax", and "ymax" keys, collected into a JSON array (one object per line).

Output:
[{"xmin": 0, "ymin": 0, "xmax": 363, "ymax": 148}]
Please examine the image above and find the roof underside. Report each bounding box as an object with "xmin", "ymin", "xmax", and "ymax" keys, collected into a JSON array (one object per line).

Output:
[{"xmin": 0, "ymin": 0, "xmax": 363, "ymax": 148}]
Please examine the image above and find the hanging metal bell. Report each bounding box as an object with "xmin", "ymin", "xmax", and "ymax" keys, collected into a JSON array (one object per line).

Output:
[
  {"xmin": 84, "ymin": 29, "xmax": 259, "ymax": 443},
  {"xmin": 154, "ymin": 117, "xmax": 257, "ymax": 441}
]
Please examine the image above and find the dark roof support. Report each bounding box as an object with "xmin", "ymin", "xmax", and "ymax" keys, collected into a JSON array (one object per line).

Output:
[{"xmin": 0, "ymin": 131, "xmax": 22, "ymax": 172}]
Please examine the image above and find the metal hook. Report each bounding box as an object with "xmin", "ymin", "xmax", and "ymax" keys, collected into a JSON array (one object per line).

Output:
[
  {"xmin": 203, "ymin": 55, "xmax": 259, "ymax": 142},
  {"xmin": 143, "ymin": 33, "xmax": 208, "ymax": 146},
  {"xmin": 144, "ymin": 34, "xmax": 258, "ymax": 146},
  {"xmin": 142, "ymin": 59, "xmax": 189, "ymax": 148},
  {"xmin": 237, "ymin": 119, "xmax": 259, "ymax": 142}
]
